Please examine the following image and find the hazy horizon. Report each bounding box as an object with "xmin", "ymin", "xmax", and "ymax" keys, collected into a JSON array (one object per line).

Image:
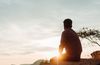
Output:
[{"xmin": 0, "ymin": 0, "xmax": 100, "ymax": 65}]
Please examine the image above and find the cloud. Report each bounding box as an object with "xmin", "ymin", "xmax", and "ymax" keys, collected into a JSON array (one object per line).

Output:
[
  {"xmin": 0, "ymin": 23, "xmax": 59, "ymax": 56},
  {"xmin": 0, "ymin": 0, "xmax": 98, "ymax": 20},
  {"xmin": 0, "ymin": 43, "xmax": 56, "ymax": 55},
  {"xmin": 0, "ymin": 0, "xmax": 100, "ymax": 56},
  {"xmin": 36, "ymin": 47, "xmax": 56, "ymax": 52}
]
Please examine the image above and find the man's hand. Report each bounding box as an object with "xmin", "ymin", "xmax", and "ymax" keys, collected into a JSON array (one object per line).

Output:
[{"xmin": 59, "ymin": 46, "xmax": 63, "ymax": 55}]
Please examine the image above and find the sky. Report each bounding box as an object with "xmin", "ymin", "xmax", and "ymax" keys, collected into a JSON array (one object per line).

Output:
[{"xmin": 0, "ymin": 0, "xmax": 100, "ymax": 65}]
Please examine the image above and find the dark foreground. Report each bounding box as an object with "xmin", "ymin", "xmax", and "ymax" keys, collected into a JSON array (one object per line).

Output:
[{"xmin": 40, "ymin": 59, "xmax": 100, "ymax": 65}]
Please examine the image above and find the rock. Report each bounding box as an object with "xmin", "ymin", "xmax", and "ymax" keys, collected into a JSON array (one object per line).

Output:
[
  {"xmin": 40, "ymin": 59, "xmax": 100, "ymax": 65},
  {"xmin": 91, "ymin": 51, "xmax": 100, "ymax": 60}
]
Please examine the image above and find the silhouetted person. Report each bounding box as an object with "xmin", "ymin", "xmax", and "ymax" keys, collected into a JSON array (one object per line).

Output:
[
  {"xmin": 59, "ymin": 18, "xmax": 82, "ymax": 61},
  {"xmin": 50, "ymin": 18, "xmax": 82, "ymax": 63}
]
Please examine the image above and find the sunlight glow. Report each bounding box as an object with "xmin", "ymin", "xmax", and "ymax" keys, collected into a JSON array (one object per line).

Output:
[{"xmin": 62, "ymin": 48, "xmax": 66, "ymax": 54}]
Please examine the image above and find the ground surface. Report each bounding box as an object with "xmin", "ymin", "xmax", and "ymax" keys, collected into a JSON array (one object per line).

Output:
[{"xmin": 40, "ymin": 59, "xmax": 100, "ymax": 65}]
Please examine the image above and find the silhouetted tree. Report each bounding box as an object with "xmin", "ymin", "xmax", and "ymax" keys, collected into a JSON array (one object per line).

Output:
[{"xmin": 77, "ymin": 27, "xmax": 100, "ymax": 46}]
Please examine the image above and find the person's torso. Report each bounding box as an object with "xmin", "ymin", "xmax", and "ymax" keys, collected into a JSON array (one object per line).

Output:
[{"xmin": 62, "ymin": 29, "xmax": 82, "ymax": 55}]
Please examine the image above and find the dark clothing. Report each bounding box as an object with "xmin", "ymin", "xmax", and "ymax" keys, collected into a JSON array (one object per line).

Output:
[{"xmin": 59, "ymin": 28, "xmax": 82, "ymax": 61}]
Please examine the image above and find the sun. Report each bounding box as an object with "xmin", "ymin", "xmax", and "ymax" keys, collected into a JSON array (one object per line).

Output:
[{"xmin": 43, "ymin": 48, "xmax": 67, "ymax": 60}]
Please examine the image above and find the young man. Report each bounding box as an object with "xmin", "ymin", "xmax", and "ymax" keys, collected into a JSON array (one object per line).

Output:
[
  {"xmin": 50, "ymin": 18, "xmax": 82, "ymax": 63},
  {"xmin": 59, "ymin": 18, "xmax": 82, "ymax": 61}
]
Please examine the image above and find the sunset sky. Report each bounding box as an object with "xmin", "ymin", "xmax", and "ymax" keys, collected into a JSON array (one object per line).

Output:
[{"xmin": 0, "ymin": 0, "xmax": 100, "ymax": 65}]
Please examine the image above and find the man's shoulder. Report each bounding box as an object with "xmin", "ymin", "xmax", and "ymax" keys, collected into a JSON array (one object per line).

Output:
[
  {"xmin": 63, "ymin": 29, "xmax": 77, "ymax": 35},
  {"xmin": 63, "ymin": 29, "xmax": 72, "ymax": 33},
  {"xmin": 62, "ymin": 30, "xmax": 70, "ymax": 35}
]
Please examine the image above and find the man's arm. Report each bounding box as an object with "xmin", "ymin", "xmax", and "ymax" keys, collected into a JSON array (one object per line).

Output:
[
  {"xmin": 59, "ymin": 44, "xmax": 63, "ymax": 54},
  {"xmin": 59, "ymin": 32, "xmax": 65, "ymax": 54}
]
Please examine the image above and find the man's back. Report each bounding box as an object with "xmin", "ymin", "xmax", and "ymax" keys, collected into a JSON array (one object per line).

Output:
[{"xmin": 61, "ymin": 28, "xmax": 82, "ymax": 56}]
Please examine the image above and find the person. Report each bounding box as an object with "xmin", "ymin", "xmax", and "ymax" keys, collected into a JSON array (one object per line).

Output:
[
  {"xmin": 50, "ymin": 18, "xmax": 82, "ymax": 63},
  {"xmin": 59, "ymin": 18, "xmax": 82, "ymax": 61}
]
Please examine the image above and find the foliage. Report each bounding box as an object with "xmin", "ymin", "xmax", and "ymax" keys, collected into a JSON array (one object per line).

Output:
[{"xmin": 77, "ymin": 27, "xmax": 100, "ymax": 46}]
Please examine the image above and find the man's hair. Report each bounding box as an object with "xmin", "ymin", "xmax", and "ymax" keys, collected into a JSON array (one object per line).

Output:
[{"xmin": 63, "ymin": 18, "xmax": 72, "ymax": 28}]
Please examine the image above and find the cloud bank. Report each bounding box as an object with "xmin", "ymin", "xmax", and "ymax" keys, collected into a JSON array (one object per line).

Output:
[{"xmin": 0, "ymin": 0, "xmax": 100, "ymax": 55}]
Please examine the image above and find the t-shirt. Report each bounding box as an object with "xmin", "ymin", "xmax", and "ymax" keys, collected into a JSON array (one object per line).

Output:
[{"xmin": 60, "ymin": 28, "xmax": 82, "ymax": 57}]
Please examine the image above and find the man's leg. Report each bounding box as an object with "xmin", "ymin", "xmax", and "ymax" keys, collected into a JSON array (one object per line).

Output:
[
  {"xmin": 62, "ymin": 53, "xmax": 81, "ymax": 62},
  {"xmin": 50, "ymin": 53, "xmax": 80, "ymax": 63}
]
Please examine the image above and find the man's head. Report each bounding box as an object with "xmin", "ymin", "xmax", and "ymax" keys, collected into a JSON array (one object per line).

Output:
[{"xmin": 63, "ymin": 18, "xmax": 72, "ymax": 29}]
